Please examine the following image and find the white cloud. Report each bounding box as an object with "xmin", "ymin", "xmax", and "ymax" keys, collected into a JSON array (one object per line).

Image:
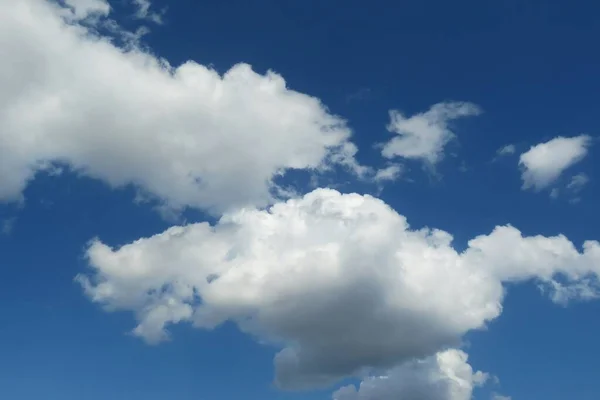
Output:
[
  {"xmin": 63, "ymin": 0, "xmax": 110, "ymax": 20},
  {"xmin": 130, "ymin": 0, "xmax": 163, "ymax": 24},
  {"xmin": 0, "ymin": 0, "xmax": 363, "ymax": 213},
  {"xmin": 496, "ymin": 144, "xmax": 515, "ymax": 156},
  {"xmin": 491, "ymin": 395, "xmax": 511, "ymax": 400},
  {"xmin": 333, "ymin": 349, "xmax": 488, "ymax": 400},
  {"xmin": 543, "ymin": 278, "xmax": 600, "ymax": 305},
  {"xmin": 78, "ymin": 188, "xmax": 600, "ymax": 389},
  {"xmin": 519, "ymin": 135, "xmax": 591, "ymax": 191},
  {"xmin": 567, "ymin": 173, "xmax": 589, "ymax": 193},
  {"xmin": 381, "ymin": 102, "xmax": 481, "ymax": 165},
  {"xmin": 374, "ymin": 164, "xmax": 403, "ymax": 183},
  {"xmin": 1, "ymin": 217, "xmax": 16, "ymax": 235},
  {"xmin": 563, "ymin": 172, "xmax": 590, "ymax": 203}
]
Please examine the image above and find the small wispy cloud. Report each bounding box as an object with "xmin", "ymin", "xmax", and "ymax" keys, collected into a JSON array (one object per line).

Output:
[
  {"xmin": 131, "ymin": 0, "xmax": 165, "ymax": 24},
  {"xmin": 1, "ymin": 217, "xmax": 16, "ymax": 235},
  {"xmin": 491, "ymin": 143, "xmax": 516, "ymax": 163},
  {"xmin": 104, "ymin": 19, "xmax": 151, "ymax": 47},
  {"xmin": 566, "ymin": 173, "xmax": 589, "ymax": 193},
  {"xmin": 345, "ymin": 87, "xmax": 372, "ymax": 103},
  {"xmin": 566, "ymin": 172, "xmax": 589, "ymax": 203},
  {"xmin": 64, "ymin": 0, "xmax": 111, "ymax": 20},
  {"xmin": 547, "ymin": 173, "xmax": 589, "ymax": 202},
  {"xmin": 497, "ymin": 144, "xmax": 516, "ymax": 156},
  {"xmin": 374, "ymin": 163, "xmax": 403, "ymax": 183}
]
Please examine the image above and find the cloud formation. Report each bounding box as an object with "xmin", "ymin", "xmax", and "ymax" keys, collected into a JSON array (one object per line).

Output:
[
  {"xmin": 567, "ymin": 173, "xmax": 589, "ymax": 193},
  {"xmin": 63, "ymin": 0, "xmax": 110, "ymax": 19},
  {"xmin": 519, "ymin": 135, "xmax": 591, "ymax": 191},
  {"xmin": 0, "ymin": 0, "xmax": 363, "ymax": 213},
  {"xmin": 374, "ymin": 164, "xmax": 403, "ymax": 183},
  {"xmin": 496, "ymin": 144, "xmax": 516, "ymax": 156},
  {"xmin": 130, "ymin": 0, "xmax": 163, "ymax": 24},
  {"xmin": 333, "ymin": 349, "xmax": 488, "ymax": 400},
  {"xmin": 78, "ymin": 189, "xmax": 600, "ymax": 389},
  {"xmin": 5, "ymin": 3, "xmax": 596, "ymax": 399},
  {"xmin": 381, "ymin": 102, "xmax": 481, "ymax": 165}
]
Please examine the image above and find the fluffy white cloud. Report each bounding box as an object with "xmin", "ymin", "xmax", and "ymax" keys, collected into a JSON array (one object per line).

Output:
[
  {"xmin": 491, "ymin": 395, "xmax": 511, "ymax": 400},
  {"xmin": 78, "ymin": 188, "xmax": 600, "ymax": 389},
  {"xmin": 519, "ymin": 135, "xmax": 591, "ymax": 191},
  {"xmin": 0, "ymin": 0, "xmax": 363, "ymax": 213},
  {"xmin": 333, "ymin": 349, "xmax": 488, "ymax": 400},
  {"xmin": 381, "ymin": 102, "xmax": 481, "ymax": 165}
]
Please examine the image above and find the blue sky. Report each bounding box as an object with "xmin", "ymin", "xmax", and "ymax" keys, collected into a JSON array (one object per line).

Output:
[{"xmin": 1, "ymin": 1, "xmax": 600, "ymax": 399}]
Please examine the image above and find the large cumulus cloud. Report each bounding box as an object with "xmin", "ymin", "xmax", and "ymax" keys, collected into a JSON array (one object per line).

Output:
[{"xmin": 78, "ymin": 188, "xmax": 600, "ymax": 389}]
